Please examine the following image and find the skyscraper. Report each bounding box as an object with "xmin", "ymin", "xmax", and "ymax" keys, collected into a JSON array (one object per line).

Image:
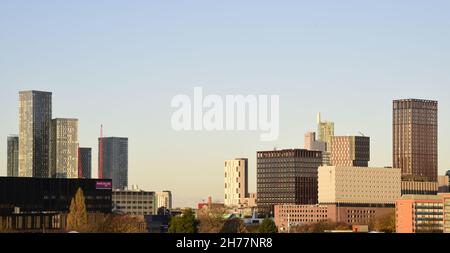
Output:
[
  {"xmin": 257, "ymin": 149, "xmax": 322, "ymax": 216},
  {"xmin": 99, "ymin": 137, "xmax": 128, "ymax": 190},
  {"xmin": 317, "ymin": 113, "xmax": 334, "ymax": 152},
  {"xmin": 49, "ymin": 118, "xmax": 79, "ymax": 178},
  {"xmin": 330, "ymin": 136, "xmax": 370, "ymax": 167},
  {"xmin": 19, "ymin": 90, "xmax": 52, "ymax": 178},
  {"xmin": 224, "ymin": 158, "xmax": 249, "ymax": 207},
  {"xmin": 7, "ymin": 135, "xmax": 19, "ymax": 177},
  {"xmin": 393, "ymin": 99, "xmax": 438, "ymax": 181},
  {"xmin": 79, "ymin": 147, "xmax": 92, "ymax": 179}
]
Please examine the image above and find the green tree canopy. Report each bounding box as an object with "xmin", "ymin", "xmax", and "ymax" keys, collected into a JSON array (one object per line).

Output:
[
  {"xmin": 258, "ymin": 218, "xmax": 278, "ymax": 233},
  {"xmin": 168, "ymin": 208, "xmax": 198, "ymax": 233}
]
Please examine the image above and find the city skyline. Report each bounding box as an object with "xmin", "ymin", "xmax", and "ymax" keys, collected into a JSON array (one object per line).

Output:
[{"xmin": 1, "ymin": 1, "xmax": 450, "ymax": 208}]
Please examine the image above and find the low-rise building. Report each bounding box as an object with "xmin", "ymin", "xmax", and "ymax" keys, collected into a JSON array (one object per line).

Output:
[
  {"xmin": 112, "ymin": 186, "xmax": 155, "ymax": 216},
  {"xmin": 275, "ymin": 166, "xmax": 401, "ymax": 231},
  {"xmin": 318, "ymin": 166, "xmax": 401, "ymax": 205},
  {"xmin": 438, "ymin": 176, "xmax": 449, "ymax": 193},
  {"xmin": 401, "ymin": 181, "xmax": 438, "ymax": 195},
  {"xmin": 395, "ymin": 194, "xmax": 450, "ymax": 233}
]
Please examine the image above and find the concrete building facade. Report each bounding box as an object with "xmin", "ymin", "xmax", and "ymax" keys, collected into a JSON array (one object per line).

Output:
[
  {"xmin": 224, "ymin": 158, "xmax": 249, "ymax": 207},
  {"xmin": 318, "ymin": 166, "xmax": 401, "ymax": 205},
  {"xmin": 401, "ymin": 181, "xmax": 438, "ymax": 195},
  {"xmin": 156, "ymin": 191, "xmax": 173, "ymax": 210},
  {"xmin": 112, "ymin": 188, "xmax": 155, "ymax": 216}
]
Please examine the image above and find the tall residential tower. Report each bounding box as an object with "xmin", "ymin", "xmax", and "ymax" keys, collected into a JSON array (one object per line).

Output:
[
  {"xmin": 49, "ymin": 118, "xmax": 79, "ymax": 178},
  {"xmin": 18, "ymin": 90, "xmax": 52, "ymax": 178},
  {"xmin": 224, "ymin": 158, "xmax": 249, "ymax": 207}
]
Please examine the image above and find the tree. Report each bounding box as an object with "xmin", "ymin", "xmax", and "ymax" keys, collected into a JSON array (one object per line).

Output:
[
  {"xmin": 373, "ymin": 212, "xmax": 396, "ymax": 233},
  {"xmin": 290, "ymin": 221, "xmax": 350, "ymax": 233},
  {"xmin": 168, "ymin": 208, "xmax": 198, "ymax": 233},
  {"xmin": 0, "ymin": 219, "xmax": 12, "ymax": 233},
  {"xmin": 221, "ymin": 218, "xmax": 248, "ymax": 233},
  {"xmin": 66, "ymin": 188, "xmax": 88, "ymax": 232},
  {"xmin": 198, "ymin": 206, "xmax": 226, "ymax": 233},
  {"xmin": 258, "ymin": 218, "xmax": 278, "ymax": 233},
  {"xmin": 91, "ymin": 214, "xmax": 146, "ymax": 233}
]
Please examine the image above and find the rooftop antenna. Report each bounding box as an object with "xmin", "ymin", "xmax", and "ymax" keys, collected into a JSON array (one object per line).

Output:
[{"xmin": 99, "ymin": 124, "xmax": 103, "ymax": 179}]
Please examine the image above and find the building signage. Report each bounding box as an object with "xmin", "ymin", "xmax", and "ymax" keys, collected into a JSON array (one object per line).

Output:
[{"xmin": 96, "ymin": 181, "xmax": 112, "ymax": 190}]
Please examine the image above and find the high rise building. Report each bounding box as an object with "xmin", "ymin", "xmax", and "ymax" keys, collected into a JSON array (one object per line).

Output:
[
  {"xmin": 19, "ymin": 90, "xmax": 52, "ymax": 178},
  {"xmin": 330, "ymin": 136, "xmax": 370, "ymax": 167},
  {"xmin": 393, "ymin": 99, "xmax": 438, "ymax": 181},
  {"xmin": 7, "ymin": 135, "xmax": 19, "ymax": 177},
  {"xmin": 317, "ymin": 113, "xmax": 334, "ymax": 151},
  {"xmin": 49, "ymin": 118, "xmax": 79, "ymax": 178},
  {"xmin": 224, "ymin": 158, "xmax": 249, "ymax": 207},
  {"xmin": 156, "ymin": 191, "xmax": 173, "ymax": 210},
  {"xmin": 304, "ymin": 132, "xmax": 330, "ymax": 165},
  {"xmin": 257, "ymin": 149, "xmax": 322, "ymax": 216},
  {"xmin": 79, "ymin": 147, "xmax": 92, "ymax": 179},
  {"xmin": 99, "ymin": 137, "xmax": 128, "ymax": 190}
]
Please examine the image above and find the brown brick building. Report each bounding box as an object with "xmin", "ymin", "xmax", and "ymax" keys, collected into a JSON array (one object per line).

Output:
[{"xmin": 393, "ymin": 99, "xmax": 438, "ymax": 181}]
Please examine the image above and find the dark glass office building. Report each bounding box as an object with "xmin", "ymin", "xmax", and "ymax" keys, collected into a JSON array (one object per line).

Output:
[
  {"xmin": 0, "ymin": 177, "xmax": 112, "ymax": 215},
  {"xmin": 79, "ymin": 147, "xmax": 92, "ymax": 179},
  {"xmin": 257, "ymin": 149, "xmax": 323, "ymax": 217},
  {"xmin": 99, "ymin": 137, "xmax": 128, "ymax": 190},
  {"xmin": 7, "ymin": 135, "xmax": 19, "ymax": 177}
]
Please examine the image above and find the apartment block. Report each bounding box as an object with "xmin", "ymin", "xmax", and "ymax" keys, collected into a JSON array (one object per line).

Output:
[{"xmin": 224, "ymin": 158, "xmax": 248, "ymax": 207}]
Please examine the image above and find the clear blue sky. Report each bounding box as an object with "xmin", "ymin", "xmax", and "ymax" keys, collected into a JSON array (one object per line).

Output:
[{"xmin": 1, "ymin": 1, "xmax": 450, "ymax": 207}]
